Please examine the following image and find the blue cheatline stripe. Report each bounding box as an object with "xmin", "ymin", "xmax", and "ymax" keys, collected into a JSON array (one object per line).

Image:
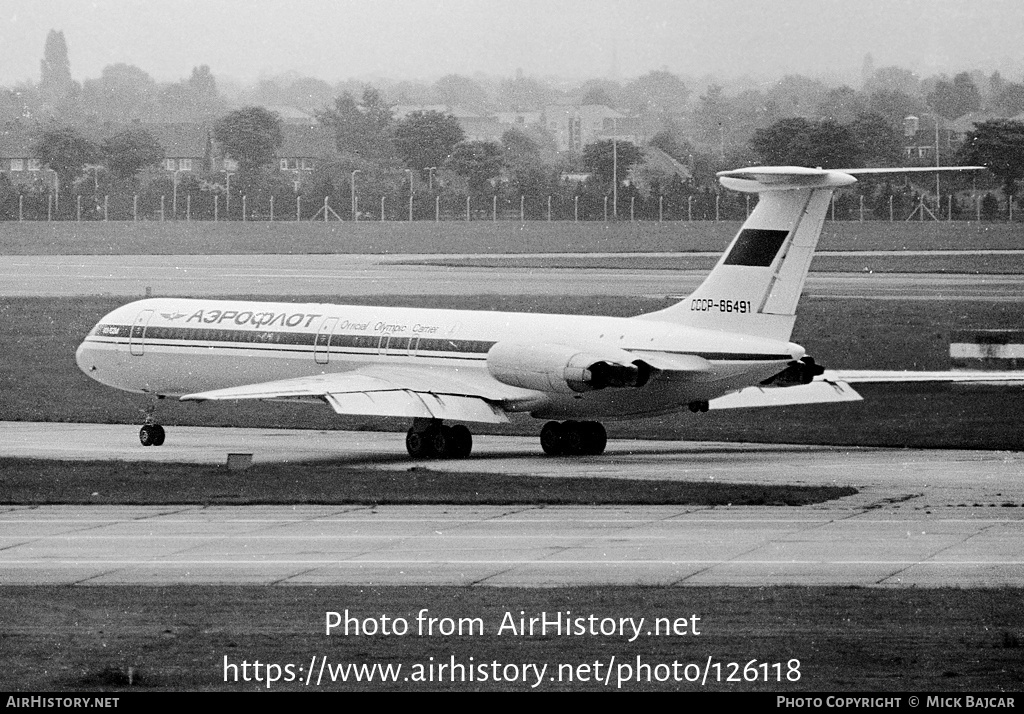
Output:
[{"xmin": 91, "ymin": 324, "xmax": 792, "ymax": 362}]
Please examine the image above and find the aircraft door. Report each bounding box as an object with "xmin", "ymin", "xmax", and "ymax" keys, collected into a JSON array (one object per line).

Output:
[
  {"xmin": 315, "ymin": 317, "xmax": 338, "ymax": 365},
  {"xmin": 129, "ymin": 309, "xmax": 154, "ymax": 356},
  {"xmin": 383, "ymin": 336, "xmax": 412, "ymax": 357}
]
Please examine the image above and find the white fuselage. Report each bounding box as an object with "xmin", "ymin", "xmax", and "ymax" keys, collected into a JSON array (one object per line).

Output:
[{"xmin": 77, "ymin": 297, "xmax": 804, "ymax": 421}]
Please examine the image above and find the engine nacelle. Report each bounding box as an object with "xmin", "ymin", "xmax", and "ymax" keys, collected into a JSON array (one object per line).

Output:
[
  {"xmin": 486, "ymin": 341, "xmax": 652, "ymax": 394},
  {"xmin": 761, "ymin": 356, "xmax": 825, "ymax": 387}
]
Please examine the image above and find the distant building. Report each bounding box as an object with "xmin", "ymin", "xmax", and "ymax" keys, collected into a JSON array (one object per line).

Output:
[
  {"xmin": 0, "ymin": 128, "xmax": 48, "ymax": 188},
  {"xmin": 0, "ymin": 121, "xmax": 338, "ymax": 192},
  {"xmin": 276, "ymin": 124, "xmax": 337, "ymax": 180},
  {"xmin": 543, "ymin": 105, "xmax": 641, "ymax": 153},
  {"xmin": 493, "ymin": 110, "xmax": 543, "ymax": 128},
  {"xmin": 143, "ymin": 123, "xmax": 212, "ymax": 174},
  {"xmin": 262, "ymin": 105, "xmax": 318, "ymax": 125},
  {"xmin": 392, "ymin": 104, "xmax": 506, "ymax": 143}
]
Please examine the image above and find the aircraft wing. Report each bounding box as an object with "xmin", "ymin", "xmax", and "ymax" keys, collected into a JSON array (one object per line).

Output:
[
  {"xmin": 180, "ymin": 366, "xmax": 545, "ymax": 424},
  {"xmin": 821, "ymin": 369, "xmax": 1024, "ymax": 384},
  {"xmin": 711, "ymin": 368, "xmax": 1024, "ymax": 411}
]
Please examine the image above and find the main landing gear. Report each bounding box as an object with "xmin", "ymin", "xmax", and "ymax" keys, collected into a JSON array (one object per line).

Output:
[
  {"xmin": 406, "ymin": 420, "xmax": 473, "ymax": 459},
  {"xmin": 540, "ymin": 420, "xmax": 607, "ymax": 456}
]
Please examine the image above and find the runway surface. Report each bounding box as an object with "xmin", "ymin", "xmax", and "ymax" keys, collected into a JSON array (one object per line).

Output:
[
  {"xmin": 3, "ymin": 253, "xmax": 1023, "ymax": 300},
  {"xmin": 3, "ymin": 422, "xmax": 1023, "ymax": 588}
]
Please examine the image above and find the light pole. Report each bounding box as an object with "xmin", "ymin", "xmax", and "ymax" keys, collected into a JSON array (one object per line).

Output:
[
  {"xmin": 405, "ymin": 169, "xmax": 414, "ymax": 221},
  {"xmin": 172, "ymin": 169, "xmax": 185, "ymax": 219},
  {"xmin": 350, "ymin": 170, "xmax": 362, "ymax": 220},
  {"xmin": 48, "ymin": 169, "xmax": 60, "ymax": 213},
  {"xmin": 224, "ymin": 172, "xmax": 235, "ymax": 218},
  {"xmin": 613, "ymin": 138, "xmax": 618, "ymax": 219},
  {"xmin": 427, "ymin": 167, "xmax": 437, "ymax": 191}
]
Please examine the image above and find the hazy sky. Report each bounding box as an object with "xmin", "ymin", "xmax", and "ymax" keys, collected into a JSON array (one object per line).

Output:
[{"xmin": 3, "ymin": 0, "xmax": 1022, "ymax": 87}]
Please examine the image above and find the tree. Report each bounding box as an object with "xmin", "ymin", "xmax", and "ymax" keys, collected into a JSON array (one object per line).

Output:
[
  {"xmin": 80, "ymin": 63, "xmax": 158, "ymax": 122},
  {"xmin": 957, "ymin": 119, "xmax": 1024, "ymax": 202},
  {"xmin": 848, "ymin": 113, "xmax": 902, "ymax": 167},
  {"xmin": 750, "ymin": 118, "xmax": 860, "ymax": 168},
  {"xmin": 750, "ymin": 117, "xmax": 815, "ymax": 164},
  {"xmin": 393, "ymin": 110, "xmax": 464, "ymax": 171},
  {"xmin": 447, "ymin": 141, "xmax": 504, "ymax": 194},
  {"xmin": 433, "ymin": 74, "xmax": 491, "ymax": 111},
  {"xmin": 32, "ymin": 127, "xmax": 98, "ymax": 193},
  {"xmin": 498, "ymin": 72, "xmax": 552, "ymax": 110},
  {"xmin": 648, "ymin": 130, "xmax": 695, "ymax": 164},
  {"xmin": 317, "ymin": 87, "xmax": 396, "ymax": 165},
  {"xmin": 620, "ymin": 70, "xmax": 689, "ymax": 116},
  {"xmin": 865, "ymin": 66, "xmax": 921, "ymax": 96},
  {"xmin": 102, "ymin": 128, "xmax": 164, "ymax": 182},
  {"xmin": 578, "ymin": 79, "xmax": 620, "ymax": 108},
  {"xmin": 580, "ymin": 85, "xmax": 615, "ymax": 107},
  {"xmin": 994, "ymin": 83, "xmax": 1024, "ymax": 115},
  {"xmin": 927, "ymin": 73, "xmax": 981, "ymax": 119},
  {"xmin": 581, "ymin": 140, "xmax": 644, "ymax": 184},
  {"xmin": 816, "ymin": 86, "xmax": 866, "ymax": 124},
  {"xmin": 156, "ymin": 65, "xmax": 226, "ymax": 122},
  {"xmin": 213, "ymin": 106, "xmax": 284, "ymax": 175},
  {"xmin": 865, "ymin": 90, "xmax": 926, "ymax": 128},
  {"xmin": 693, "ymin": 84, "xmax": 731, "ymax": 150},
  {"xmin": 39, "ymin": 30, "xmax": 74, "ymax": 100}
]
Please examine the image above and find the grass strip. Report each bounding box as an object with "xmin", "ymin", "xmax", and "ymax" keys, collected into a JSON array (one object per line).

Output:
[
  {"xmin": 1, "ymin": 220, "xmax": 1021, "ymax": 255},
  {"xmin": 0, "ymin": 458, "xmax": 855, "ymax": 505}
]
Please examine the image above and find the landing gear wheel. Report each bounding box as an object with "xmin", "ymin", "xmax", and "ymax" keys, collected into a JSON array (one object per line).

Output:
[
  {"xmin": 540, "ymin": 421, "xmax": 564, "ymax": 456},
  {"xmin": 581, "ymin": 421, "xmax": 607, "ymax": 455},
  {"xmin": 449, "ymin": 425, "xmax": 473, "ymax": 459},
  {"xmin": 562, "ymin": 420, "xmax": 587, "ymax": 455},
  {"xmin": 139, "ymin": 424, "xmax": 165, "ymax": 447},
  {"xmin": 428, "ymin": 425, "xmax": 452, "ymax": 458},
  {"xmin": 406, "ymin": 428, "xmax": 433, "ymax": 459},
  {"xmin": 540, "ymin": 420, "xmax": 606, "ymax": 456}
]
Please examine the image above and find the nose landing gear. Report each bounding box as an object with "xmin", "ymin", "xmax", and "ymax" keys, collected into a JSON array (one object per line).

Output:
[
  {"xmin": 139, "ymin": 423, "xmax": 165, "ymax": 446},
  {"xmin": 138, "ymin": 396, "xmax": 166, "ymax": 446}
]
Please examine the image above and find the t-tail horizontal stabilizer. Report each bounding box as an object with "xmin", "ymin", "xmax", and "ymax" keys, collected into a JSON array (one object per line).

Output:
[{"xmin": 639, "ymin": 165, "xmax": 984, "ymax": 342}]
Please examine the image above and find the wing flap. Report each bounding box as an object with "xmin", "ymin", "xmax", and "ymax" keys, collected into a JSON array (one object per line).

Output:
[
  {"xmin": 711, "ymin": 380, "xmax": 862, "ymax": 410},
  {"xmin": 180, "ymin": 367, "xmax": 537, "ymax": 423},
  {"xmin": 324, "ymin": 390, "xmax": 508, "ymax": 423}
]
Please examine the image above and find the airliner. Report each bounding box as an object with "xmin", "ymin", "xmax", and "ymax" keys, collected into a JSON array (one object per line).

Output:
[{"xmin": 76, "ymin": 165, "xmax": 1014, "ymax": 459}]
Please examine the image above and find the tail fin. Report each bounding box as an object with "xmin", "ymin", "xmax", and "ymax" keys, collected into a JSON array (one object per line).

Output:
[
  {"xmin": 637, "ymin": 165, "xmax": 983, "ymax": 341},
  {"xmin": 639, "ymin": 167, "xmax": 853, "ymax": 341}
]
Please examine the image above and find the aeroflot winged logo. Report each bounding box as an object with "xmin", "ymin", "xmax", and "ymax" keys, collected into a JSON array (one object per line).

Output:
[
  {"xmin": 184, "ymin": 308, "xmax": 323, "ymax": 328},
  {"xmin": 159, "ymin": 312, "xmax": 187, "ymax": 321}
]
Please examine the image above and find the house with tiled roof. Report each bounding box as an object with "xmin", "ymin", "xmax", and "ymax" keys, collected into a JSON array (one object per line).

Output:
[
  {"xmin": 276, "ymin": 124, "xmax": 337, "ymax": 176},
  {"xmin": 141, "ymin": 123, "xmax": 212, "ymax": 174},
  {"xmin": 0, "ymin": 127, "xmax": 51, "ymax": 189},
  {"xmin": 0, "ymin": 120, "xmax": 342, "ymax": 192}
]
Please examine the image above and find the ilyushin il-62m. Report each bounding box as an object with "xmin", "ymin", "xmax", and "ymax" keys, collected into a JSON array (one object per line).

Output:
[{"xmin": 78, "ymin": 164, "xmax": 1013, "ymax": 459}]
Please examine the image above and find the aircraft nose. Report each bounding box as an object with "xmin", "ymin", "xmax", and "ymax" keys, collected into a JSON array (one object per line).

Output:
[{"xmin": 76, "ymin": 339, "xmax": 96, "ymax": 376}]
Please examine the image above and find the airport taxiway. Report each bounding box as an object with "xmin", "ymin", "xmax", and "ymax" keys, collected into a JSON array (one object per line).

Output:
[
  {"xmin": 3, "ymin": 253, "xmax": 1023, "ymax": 300},
  {"xmin": 2, "ymin": 422, "xmax": 1022, "ymax": 588}
]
